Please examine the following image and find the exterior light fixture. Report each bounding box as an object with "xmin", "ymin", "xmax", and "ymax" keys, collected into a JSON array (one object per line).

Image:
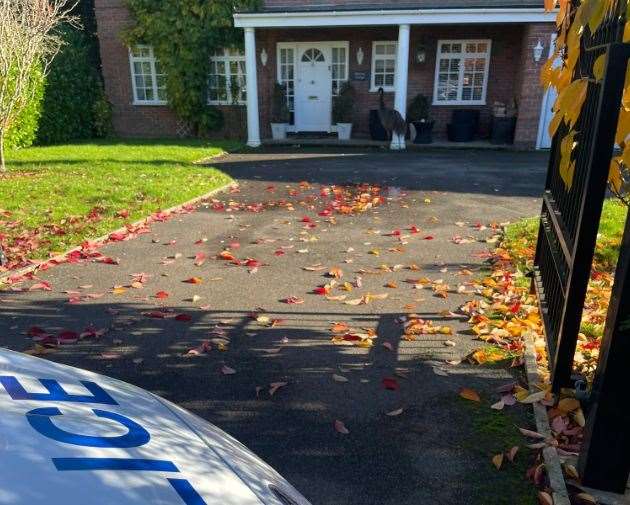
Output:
[
  {"xmin": 356, "ymin": 47, "xmax": 364, "ymax": 65},
  {"xmin": 415, "ymin": 46, "xmax": 426, "ymax": 64},
  {"xmin": 260, "ymin": 48, "xmax": 268, "ymax": 67},
  {"xmin": 533, "ymin": 40, "xmax": 544, "ymax": 62}
]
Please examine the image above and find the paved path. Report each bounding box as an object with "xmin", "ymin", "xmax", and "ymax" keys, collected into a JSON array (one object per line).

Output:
[{"xmin": 1, "ymin": 148, "xmax": 548, "ymax": 505}]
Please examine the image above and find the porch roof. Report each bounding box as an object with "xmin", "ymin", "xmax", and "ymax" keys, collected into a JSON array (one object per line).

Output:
[
  {"xmin": 233, "ymin": 6, "xmax": 556, "ymax": 28},
  {"xmin": 243, "ymin": 0, "xmax": 545, "ymax": 12}
]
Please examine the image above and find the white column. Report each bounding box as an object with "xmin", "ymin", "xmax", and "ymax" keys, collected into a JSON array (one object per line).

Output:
[
  {"xmin": 391, "ymin": 24, "xmax": 410, "ymax": 150},
  {"xmin": 244, "ymin": 27, "xmax": 261, "ymax": 148}
]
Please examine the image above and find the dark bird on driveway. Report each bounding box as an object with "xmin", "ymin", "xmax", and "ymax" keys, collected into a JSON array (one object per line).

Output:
[{"xmin": 377, "ymin": 87, "xmax": 407, "ymax": 140}]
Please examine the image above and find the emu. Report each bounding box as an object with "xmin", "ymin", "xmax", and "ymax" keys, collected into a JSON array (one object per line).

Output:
[{"xmin": 377, "ymin": 87, "xmax": 407, "ymax": 142}]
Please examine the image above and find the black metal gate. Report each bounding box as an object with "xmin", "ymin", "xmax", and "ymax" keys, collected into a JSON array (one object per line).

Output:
[{"xmin": 533, "ymin": 1, "xmax": 630, "ymax": 392}]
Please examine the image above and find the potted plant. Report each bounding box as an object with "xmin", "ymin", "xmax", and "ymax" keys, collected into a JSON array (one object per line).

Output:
[
  {"xmin": 407, "ymin": 94, "xmax": 434, "ymax": 144},
  {"xmin": 333, "ymin": 82, "xmax": 355, "ymax": 141},
  {"xmin": 271, "ymin": 82, "xmax": 289, "ymax": 140}
]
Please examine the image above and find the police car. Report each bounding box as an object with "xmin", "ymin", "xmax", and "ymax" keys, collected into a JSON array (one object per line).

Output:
[{"xmin": 0, "ymin": 348, "xmax": 311, "ymax": 505}]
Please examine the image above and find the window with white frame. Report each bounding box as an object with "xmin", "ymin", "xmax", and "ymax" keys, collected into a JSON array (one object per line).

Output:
[
  {"xmin": 129, "ymin": 46, "xmax": 167, "ymax": 104},
  {"xmin": 433, "ymin": 40, "xmax": 491, "ymax": 105},
  {"xmin": 331, "ymin": 46, "xmax": 348, "ymax": 96},
  {"xmin": 208, "ymin": 48, "xmax": 246, "ymax": 105},
  {"xmin": 277, "ymin": 46, "xmax": 296, "ymax": 112},
  {"xmin": 371, "ymin": 41, "xmax": 397, "ymax": 92}
]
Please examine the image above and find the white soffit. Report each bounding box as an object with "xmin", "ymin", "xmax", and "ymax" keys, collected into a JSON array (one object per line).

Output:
[{"xmin": 233, "ymin": 8, "xmax": 557, "ymax": 28}]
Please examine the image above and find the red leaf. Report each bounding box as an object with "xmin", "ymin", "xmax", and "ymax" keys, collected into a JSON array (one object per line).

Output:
[
  {"xmin": 409, "ymin": 225, "xmax": 421, "ymax": 234},
  {"xmin": 424, "ymin": 235, "xmax": 434, "ymax": 240},
  {"xmin": 245, "ymin": 259, "xmax": 262, "ymax": 268},
  {"xmin": 29, "ymin": 281, "xmax": 52, "ymax": 291},
  {"xmin": 109, "ymin": 231, "xmax": 127, "ymax": 241},
  {"xmin": 274, "ymin": 249, "xmax": 285, "ymax": 256},
  {"xmin": 283, "ymin": 296, "xmax": 304, "ymax": 304},
  {"xmin": 382, "ymin": 377, "xmax": 400, "ymax": 391},
  {"xmin": 155, "ymin": 291, "xmax": 169, "ymax": 299},
  {"xmin": 115, "ymin": 209, "xmax": 129, "ymax": 218},
  {"xmin": 57, "ymin": 330, "xmax": 79, "ymax": 344},
  {"xmin": 194, "ymin": 252, "xmax": 206, "ymax": 266},
  {"xmin": 175, "ymin": 313, "xmax": 192, "ymax": 322}
]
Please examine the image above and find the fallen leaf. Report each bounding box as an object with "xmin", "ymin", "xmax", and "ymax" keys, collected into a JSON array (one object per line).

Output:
[
  {"xmin": 184, "ymin": 277, "xmax": 203, "ymax": 284},
  {"xmin": 492, "ymin": 453, "xmax": 503, "ymax": 470},
  {"xmin": 460, "ymin": 388, "xmax": 481, "ymax": 402},
  {"xmin": 506, "ymin": 446, "xmax": 519, "ymax": 462},
  {"xmin": 154, "ymin": 290, "xmax": 169, "ymax": 299},
  {"xmin": 334, "ymin": 420, "xmax": 350, "ymax": 435},
  {"xmin": 221, "ymin": 365, "xmax": 236, "ymax": 375},
  {"xmin": 386, "ymin": 408, "xmax": 404, "ymax": 416},
  {"xmin": 332, "ymin": 374, "xmax": 348, "ymax": 383},
  {"xmin": 537, "ymin": 491, "xmax": 553, "ymax": 505},
  {"xmin": 283, "ymin": 296, "xmax": 305, "ymax": 304},
  {"xmin": 269, "ymin": 381, "xmax": 288, "ymax": 397},
  {"xmin": 382, "ymin": 377, "xmax": 400, "ymax": 391}
]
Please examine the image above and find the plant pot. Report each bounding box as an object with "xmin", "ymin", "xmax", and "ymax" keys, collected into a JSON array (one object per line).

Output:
[
  {"xmin": 336, "ymin": 123, "xmax": 353, "ymax": 141},
  {"xmin": 270, "ymin": 123, "xmax": 288, "ymax": 140},
  {"xmin": 490, "ymin": 116, "xmax": 517, "ymax": 145},
  {"xmin": 412, "ymin": 120, "xmax": 434, "ymax": 144},
  {"xmin": 369, "ymin": 110, "xmax": 389, "ymax": 141}
]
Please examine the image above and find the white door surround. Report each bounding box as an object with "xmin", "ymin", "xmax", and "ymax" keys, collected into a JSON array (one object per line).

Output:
[
  {"xmin": 295, "ymin": 44, "xmax": 333, "ymax": 132},
  {"xmin": 275, "ymin": 41, "xmax": 349, "ymax": 134}
]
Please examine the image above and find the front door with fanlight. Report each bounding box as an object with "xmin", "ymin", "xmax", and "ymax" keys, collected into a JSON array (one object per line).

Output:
[{"xmin": 295, "ymin": 46, "xmax": 332, "ymax": 132}]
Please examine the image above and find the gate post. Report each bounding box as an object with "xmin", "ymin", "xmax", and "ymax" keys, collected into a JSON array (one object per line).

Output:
[{"xmin": 579, "ymin": 210, "xmax": 630, "ymax": 493}]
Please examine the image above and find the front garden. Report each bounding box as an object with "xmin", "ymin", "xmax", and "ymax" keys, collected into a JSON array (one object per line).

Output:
[{"xmin": 0, "ymin": 139, "xmax": 237, "ymax": 269}]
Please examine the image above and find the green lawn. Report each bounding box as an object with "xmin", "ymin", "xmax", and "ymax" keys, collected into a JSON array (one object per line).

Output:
[
  {"xmin": 1, "ymin": 139, "xmax": 237, "ymax": 265},
  {"xmin": 504, "ymin": 199, "xmax": 628, "ymax": 274}
]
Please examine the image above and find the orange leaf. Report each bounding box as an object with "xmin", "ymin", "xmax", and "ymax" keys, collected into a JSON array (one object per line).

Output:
[
  {"xmin": 184, "ymin": 277, "xmax": 203, "ymax": 284},
  {"xmin": 460, "ymin": 388, "xmax": 481, "ymax": 402},
  {"xmin": 154, "ymin": 291, "xmax": 169, "ymax": 299}
]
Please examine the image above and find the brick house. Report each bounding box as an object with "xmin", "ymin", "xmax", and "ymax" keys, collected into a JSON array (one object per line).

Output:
[{"xmin": 94, "ymin": 0, "xmax": 557, "ymax": 149}]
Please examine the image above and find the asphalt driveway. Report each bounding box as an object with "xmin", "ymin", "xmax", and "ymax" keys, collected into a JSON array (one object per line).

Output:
[{"xmin": 0, "ymin": 148, "xmax": 548, "ymax": 505}]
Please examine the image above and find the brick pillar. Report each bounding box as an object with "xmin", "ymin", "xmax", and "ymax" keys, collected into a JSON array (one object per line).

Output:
[{"xmin": 513, "ymin": 23, "xmax": 556, "ymax": 149}]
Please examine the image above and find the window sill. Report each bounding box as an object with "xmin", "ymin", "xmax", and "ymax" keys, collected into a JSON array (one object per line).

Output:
[
  {"xmin": 369, "ymin": 87, "xmax": 395, "ymax": 93},
  {"xmin": 432, "ymin": 100, "xmax": 486, "ymax": 106},
  {"xmin": 207, "ymin": 101, "xmax": 246, "ymax": 106},
  {"xmin": 132, "ymin": 100, "xmax": 168, "ymax": 106}
]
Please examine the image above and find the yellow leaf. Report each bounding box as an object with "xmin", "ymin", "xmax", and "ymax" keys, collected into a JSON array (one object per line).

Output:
[
  {"xmin": 459, "ymin": 388, "xmax": 481, "ymax": 402},
  {"xmin": 557, "ymin": 397, "xmax": 580, "ymax": 413},
  {"xmin": 492, "ymin": 453, "xmax": 504, "ymax": 470},
  {"xmin": 592, "ymin": 54, "xmax": 605, "ymax": 82},
  {"xmin": 609, "ymin": 157, "xmax": 624, "ymax": 193},
  {"xmin": 544, "ymin": 0, "xmax": 556, "ymax": 10}
]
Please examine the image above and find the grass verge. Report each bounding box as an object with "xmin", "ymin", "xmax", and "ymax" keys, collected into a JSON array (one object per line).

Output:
[{"xmin": 0, "ymin": 139, "xmax": 237, "ymax": 266}]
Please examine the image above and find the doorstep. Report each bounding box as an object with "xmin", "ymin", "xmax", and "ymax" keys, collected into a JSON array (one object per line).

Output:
[{"xmin": 262, "ymin": 137, "xmax": 525, "ymax": 151}]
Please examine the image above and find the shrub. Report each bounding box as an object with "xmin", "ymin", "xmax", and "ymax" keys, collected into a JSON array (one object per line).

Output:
[
  {"xmin": 36, "ymin": 25, "xmax": 111, "ymax": 144},
  {"xmin": 5, "ymin": 65, "xmax": 45, "ymax": 150},
  {"xmin": 332, "ymin": 82, "xmax": 355, "ymax": 124},
  {"xmin": 407, "ymin": 94, "xmax": 431, "ymax": 123}
]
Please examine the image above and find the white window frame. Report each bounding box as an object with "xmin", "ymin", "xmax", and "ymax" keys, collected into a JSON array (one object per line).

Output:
[
  {"xmin": 433, "ymin": 39, "xmax": 492, "ymax": 106},
  {"xmin": 370, "ymin": 41, "xmax": 397, "ymax": 93},
  {"xmin": 208, "ymin": 48, "xmax": 246, "ymax": 106},
  {"xmin": 129, "ymin": 45, "xmax": 167, "ymax": 106},
  {"xmin": 276, "ymin": 42, "xmax": 297, "ymax": 113}
]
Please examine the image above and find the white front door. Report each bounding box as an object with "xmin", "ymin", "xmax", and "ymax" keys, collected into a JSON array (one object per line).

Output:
[
  {"xmin": 537, "ymin": 34, "xmax": 560, "ymax": 149},
  {"xmin": 295, "ymin": 46, "xmax": 332, "ymax": 132}
]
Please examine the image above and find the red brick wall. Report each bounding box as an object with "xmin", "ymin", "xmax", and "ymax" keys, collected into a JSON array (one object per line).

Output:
[
  {"xmin": 257, "ymin": 25, "xmax": 525, "ymax": 139},
  {"xmin": 513, "ymin": 23, "xmax": 556, "ymax": 148},
  {"xmin": 94, "ymin": 0, "xmax": 246, "ymax": 139}
]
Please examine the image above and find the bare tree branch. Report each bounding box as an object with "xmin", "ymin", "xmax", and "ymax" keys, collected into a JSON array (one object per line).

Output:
[{"xmin": 0, "ymin": 0, "xmax": 79, "ymax": 172}]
